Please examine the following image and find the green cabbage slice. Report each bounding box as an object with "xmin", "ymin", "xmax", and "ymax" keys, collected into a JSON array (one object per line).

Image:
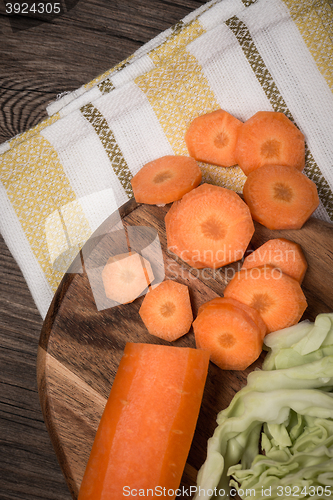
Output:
[{"xmin": 195, "ymin": 313, "xmax": 333, "ymax": 500}]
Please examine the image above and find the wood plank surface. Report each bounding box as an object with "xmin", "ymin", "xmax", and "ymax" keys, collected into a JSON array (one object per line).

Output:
[
  {"xmin": 0, "ymin": 2, "xmax": 207, "ymax": 499},
  {"xmin": 38, "ymin": 197, "xmax": 333, "ymax": 499}
]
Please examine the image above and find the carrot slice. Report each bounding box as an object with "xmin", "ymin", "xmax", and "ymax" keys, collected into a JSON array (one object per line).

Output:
[
  {"xmin": 139, "ymin": 280, "xmax": 193, "ymax": 341},
  {"xmin": 165, "ymin": 183, "xmax": 254, "ymax": 269},
  {"xmin": 102, "ymin": 252, "xmax": 154, "ymax": 304},
  {"xmin": 197, "ymin": 297, "xmax": 267, "ymax": 339},
  {"xmin": 223, "ymin": 265, "xmax": 307, "ymax": 333},
  {"xmin": 193, "ymin": 303, "xmax": 263, "ymax": 370},
  {"xmin": 131, "ymin": 155, "xmax": 202, "ymax": 205},
  {"xmin": 165, "ymin": 199, "xmax": 207, "ymax": 268},
  {"xmin": 235, "ymin": 111, "xmax": 305, "ymax": 175},
  {"xmin": 78, "ymin": 343, "xmax": 209, "ymax": 500},
  {"xmin": 185, "ymin": 109, "xmax": 243, "ymax": 167},
  {"xmin": 242, "ymin": 238, "xmax": 308, "ymax": 283},
  {"xmin": 243, "ymin": 164, "xmax": 319, "ymax": 230}
]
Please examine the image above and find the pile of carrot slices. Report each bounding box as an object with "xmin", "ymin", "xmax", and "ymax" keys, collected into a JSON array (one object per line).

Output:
[
  {"xmin": 131, "ymin": 109, "xmax": 319, "ymax": 231},
  {"xmin": 193, "ymin": 236, "xmax": 308, "ymax": 370},
  {"xmin": 82, "ymin": 109, "xmax": 323, "ymax": 500},
  {"xmin": 125, "ymin": 109, "xmax": 320, "ymax": 369}
]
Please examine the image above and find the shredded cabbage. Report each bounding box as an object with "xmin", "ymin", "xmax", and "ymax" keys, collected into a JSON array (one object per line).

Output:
[{"xmin": 195, "ymin": 313, "xmax": 333, "ymax": 500}]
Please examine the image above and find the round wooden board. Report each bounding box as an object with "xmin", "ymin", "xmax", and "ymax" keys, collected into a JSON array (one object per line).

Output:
[{"xmin": 37, "ymin": 199, "xmax": 333, "ymax": 499}]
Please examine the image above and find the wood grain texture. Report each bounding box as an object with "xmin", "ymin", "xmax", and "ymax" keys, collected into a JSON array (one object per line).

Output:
[
  {"xmin": 0, "ymin": 1, "xmax": 207, "ymax": 499},
  {"xmin": 0, "ymin": 0, "xmax": 206, "ymax": 143},
  {"xmin": 38, "ymin": 199, "xmax": 333, "ymax": 500}
]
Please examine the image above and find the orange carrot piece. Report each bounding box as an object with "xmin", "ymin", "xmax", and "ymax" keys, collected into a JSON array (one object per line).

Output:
[
  {"xmin": 165, "ymin": 183, "xmax": 254, "ymax": 269},
  {"xmin": 235, "ymin": 111, "xmax": 305, "ymax": 175},
  {"xmin": 223, "ymin": 265, "xmax": 307, "ymax": 333},
  {"xmin": 131, "ymin": 155, "xmax": 202, "ymax": 205},
  {"xmin": 165, "ymin": 200, "xmax": 207, "ymax": 268},
  {"xmin": 197, "ymin": 297, "xmax": 267, "ymax": 339},
  {"xmin": 139, "ymin": 280, "xmax": 193, "ymax": 341},
  {"xmin": 102, "ymin": 252, "xmax": 154, "ymax": 304},
  {"xmin": 243, "ymin": 164, "xmax": 319, "ymax": 230},
  {"xmin": 185, "ymin": 109, "xmax": 243, "ymax": 167},
  {"xmin": 242, "ymin": 238, "xmax": 308, "ymax": 283},
  {"xmin": 193, "ymin": 302, "xmax": 263, "ymax": 370},
  {"xmin": 78, "ymin": 343, "xmax": 209, "ymax": 500}
]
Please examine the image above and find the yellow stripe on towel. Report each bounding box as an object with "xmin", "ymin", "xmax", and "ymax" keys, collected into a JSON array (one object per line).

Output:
[
  {"xmin": 7, "ymin": 114, "xmax": 60, "ymax": 152},
  {"xmin": 136, "ymin": 20, "xmax": 246, "ymax": 192},
  {"xmin": 0, "ymin": 134, "xmax": 91, "ymax": 290}
]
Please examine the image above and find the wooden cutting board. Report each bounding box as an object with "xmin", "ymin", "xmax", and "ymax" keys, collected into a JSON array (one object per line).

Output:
[{"xmin": 37, "ymin": 198, "xmax": 333, "ymax": 499}]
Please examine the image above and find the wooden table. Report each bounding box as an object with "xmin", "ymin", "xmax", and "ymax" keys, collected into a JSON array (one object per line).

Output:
[{"xmin": 0, "ymin": 2, "xmax": 206, "ymax": 498}]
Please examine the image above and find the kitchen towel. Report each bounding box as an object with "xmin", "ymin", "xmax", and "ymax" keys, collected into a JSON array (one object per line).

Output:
[{"xmin": 0, "ymin": 0, "xmax": 332, "ymax": 318}]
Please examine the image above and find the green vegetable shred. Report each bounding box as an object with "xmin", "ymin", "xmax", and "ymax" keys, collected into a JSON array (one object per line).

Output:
[{"xmin": 195, "ymin": 313, "xmax": 333, "ymax": 500}]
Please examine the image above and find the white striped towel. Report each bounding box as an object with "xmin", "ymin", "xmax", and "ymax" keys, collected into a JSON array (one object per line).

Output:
[{"xmin": 0, "ymin": 0, "xmax": 332, "ymax": 318}]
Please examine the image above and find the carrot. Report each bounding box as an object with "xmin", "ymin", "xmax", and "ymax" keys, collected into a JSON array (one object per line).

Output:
[
  {"xmin": 165, "ymin": 183, "xmax": 254, "ymax": 269},
  {"xmin": 223, "ymin": 265, "xmax": 307, "ymax": 333},
  {"xmin": 131, "ymin": 155, "xmax": 202, "ymax": 205},
  {"xmin": 102, "ymin": 252, "xmax": 154, "ymax": 304},
  {"xmin": 165, "ymin": 199, "xmax": 206, "ymax": 269},
  {"xmin": 242, "ymin": 238, "xmax": 308, "ymax": 283},
  {"xmin": 78, "ymin": 343, "xmax": 209, "ymax": 500},
  {"xmin": 185, "ymin": 109, "xmax": 243, "ymax": 167},
  {"xmin": 243, "ymin": 164, "xmax": 319, "ymax": 230},
  {"xmin": 197, "ymin": 296, "xmax": 267, "ymax": 339},
  {"xmin": 139, "ymin": 280, "xmax": 193, "ymax": 341},
  {"xmin": 193, "ymin": 301, "xmax": 263, "ymax": 370},
  {"xmin": 235, "ymin": 111, "xmax": 305, "ymax": 175}
]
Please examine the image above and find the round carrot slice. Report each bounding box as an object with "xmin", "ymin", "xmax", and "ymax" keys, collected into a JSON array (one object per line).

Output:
[
  {"xmin": 102, "ymin": 252, "xmax": 154, "ymax": 304},
  {"xmin": 242, "ymin": 238, "xmax": 308, "ymax": 282},
  {"xmin": 165, "ymin": 183, "xmax": 254, "ymax": 269},
  {"xmin": 193, "ymin": 303, "xmax": 263, "ymax": 370},
  {"xmin": 197, "ymin": 297, "xmax": 267, "ymax": 339},
  {"xmin": 131, "ymin": 155, "xmax": 202, "ymax": 205},
  {"xmin": 165, "ymin": 201, "xmax": 206, "ymax": 268},
  {"xmin": 243, "ymin": 164, "xmax": 319, "ymax": 230},
  {"xmin": 139, "ymin": 280, "xmax": 193, "ymax": 341},
  {"xmin": 223, "ymin": 265, "xmax": 307, "ymax": 333},
  {"xmin": 185, "ymin": 109, "xmax": 243, "ymax": 167},
  {"xmin": 235, "ymin": 111, "xmax": 305, "ymax": 175}
]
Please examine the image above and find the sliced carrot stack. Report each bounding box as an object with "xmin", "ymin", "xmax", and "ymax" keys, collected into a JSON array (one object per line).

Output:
[
  {"xmin": 185, "ymin": 109, "xmax": 243, "ymax": 167},
  {"xmin": 102, "ymin": 252, "xmax": 154, "ymax": 304},
  {"xmin": 223, "ymin": 265, "xmax": 307, "ymax": 333},
  {"xmin": 235, "ymin": 111, "xmax": 305, "ymax": 175},
  {"xmin": 242, "ymin": 238, "xmax": 308, "ymax": 283},
  {"xmin": 131, "ymin": 155, "xmax": 202, "ymax": 205},
  {"xmin": 197, "ymin": 296, "xmax": 267, "ymax": 339},
  {"xmin": 243, "ymin": 164, "xmax": 319, "ymax": 230},
  {"xmin": 139, "ymin": 280, "xmax": 193, "ymax": 341},
  {"xmin": 193, "ymin": 301, "xmax": 263, "ymax": 370},
  {"xmin": 165, "ymin": 183, "xmax": 254, "ymax": 269}
]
